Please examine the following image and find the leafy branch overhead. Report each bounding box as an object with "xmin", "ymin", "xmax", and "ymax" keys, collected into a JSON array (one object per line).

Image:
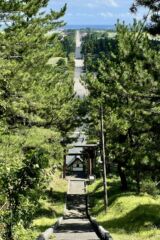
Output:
[{"xmin": 131, "ymin": 0, "xmax": 160, "ymax": 35}]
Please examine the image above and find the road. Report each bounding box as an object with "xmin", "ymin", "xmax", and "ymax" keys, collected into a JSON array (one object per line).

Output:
[
  {"xmin": 66, "ymin": 31, "xmax": 88, "ymax": 165},
  {"xmin": 74, "ymin": 31, "xmax": 88, "ymax": 98}
]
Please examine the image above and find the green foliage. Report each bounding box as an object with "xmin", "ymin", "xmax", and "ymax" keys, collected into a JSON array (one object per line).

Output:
[
  {"xmin": 14, "ymin": 224, "xmax": 38, "ymax": 240},
  {"xmin": 131, "ymin": 0, "xmax": 160, "ymax": 35},
  {"xmin": 141, "ymin": 179, "xmax": 159, "ymax": 196},
  {"xmin": 81, "ymin": 31, "xmax": 115, "ymax": 71},
  {"xmin": 88, "ymin": 177, "xmax": 160, "ymax": 240},
  {"xmin": 32, "ymin": 171, "xmax": 67, "ymax": 237},
  {"xmin": 61, "ymin": 30, "xmax": 76, "ymax": 56},
  {"xmin": 82, "ymin": 21, "xmax": 160, "ymax": 192},
  {"xmin": 0, "ymin": 1, "xmax": 77, "ymax": 239},
  {"xmin": 1, "ymin": 146, "xmax": 49, "ymax": 238}
]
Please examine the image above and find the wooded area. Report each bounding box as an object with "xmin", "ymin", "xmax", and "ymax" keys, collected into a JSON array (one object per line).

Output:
[
  {"xmin": 81, "ymin": 22, "xmax": 160, "ymax": 193},
  {"xmin": 0, "ymin": 0, "xmax": 160, "ymax": 239},
  {"xmin": 0, "ymin": 1, "xmax": 79, "ymax": 239}
]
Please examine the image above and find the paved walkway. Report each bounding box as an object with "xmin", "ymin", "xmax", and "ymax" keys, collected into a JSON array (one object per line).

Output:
[
  {"xmin": 74, "ymin": 30, "xmax": 88, "ymax": 98},
  {"xmin": 69, "ymin": 179, "xmax": 85, "ymax": 195},
  {"xmin": 54, "ymin": 31, "xmax": 99, "ymax": 240},
  {"xmin": 54, "ymin": 179, "xmax": 99, "ymax": 240}
]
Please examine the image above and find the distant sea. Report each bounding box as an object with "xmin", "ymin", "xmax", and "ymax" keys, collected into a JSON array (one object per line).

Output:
[{"xmin": 63, "ymin": 25, "xmax": 115, "ymax": 30}]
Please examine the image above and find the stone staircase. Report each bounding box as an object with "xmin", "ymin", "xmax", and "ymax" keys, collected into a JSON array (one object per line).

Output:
[{"xmin": 54, "ymin": 179, "xmax": 99, "ymax": 240}]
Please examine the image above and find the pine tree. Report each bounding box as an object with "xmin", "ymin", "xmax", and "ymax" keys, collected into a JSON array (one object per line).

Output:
[
  {"xmin": 130, "ymin": 0, "xmax": 160, "ymax": 35},
  {"xmin": 82, "ymin": 22, "xmax": 160, "ymax": 191},
  {"xmin": 0, "ymin": 1, "xmax": 78, "ymax": 239}
]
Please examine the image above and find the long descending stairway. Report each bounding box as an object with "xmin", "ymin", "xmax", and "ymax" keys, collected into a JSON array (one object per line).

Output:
[
  {"xmin": 54, "ymin": 31, "xmax": 99, "ymax": 240},
  {"xmin": 54, "ymin": 179, "xmax": 99, "ymax": 240}
]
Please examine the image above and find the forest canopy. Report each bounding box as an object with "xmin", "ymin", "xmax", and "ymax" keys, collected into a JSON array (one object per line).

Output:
[
  {"xmin": 0, "ymin": 1, "xmax": 78, "ymax": 239},
  {"xmin": 81, "ymin": 21, "xmax": 160, "ymax": 192}
]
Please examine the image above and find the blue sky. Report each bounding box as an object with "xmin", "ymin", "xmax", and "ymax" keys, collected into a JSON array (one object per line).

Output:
[{"xmin": 48, "ymin": 0, "xmax": 147, "ymax": 25}]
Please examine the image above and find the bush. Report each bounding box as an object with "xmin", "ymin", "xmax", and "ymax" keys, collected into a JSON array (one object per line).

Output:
[
  {"xmin": 141, "ymin": 179, "xmax": 159, "ymax": 195},
  {"xmin": 14, "ymin": 224, "xmax": 38, "ymax": 240}
]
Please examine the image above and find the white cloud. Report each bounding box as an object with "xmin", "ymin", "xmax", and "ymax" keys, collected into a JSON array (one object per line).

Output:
[
  {"xmin": 105, "ymin": 0, "xmax": 118, "ymax": 7},
  {"xmin": 99, "ymin": 12, "xmax": 114, "ymax": 18},
  {"xmin": 99, "ymin": 11, "xmax": 138, "ymax": 20},
  {"xmin": 66, "ymin": 13, "xmax": 73, "ymax": 16},
  {"xmin": 76, "ymin": 12, "xmax": 94, "ymax": 17},
  {"xmin": 84, "ymin": 0, "xmax": 119, "ymax": 9},
  {"xmin": 86, "ymin": 3, "xmax": 97, "ymax": 8}
]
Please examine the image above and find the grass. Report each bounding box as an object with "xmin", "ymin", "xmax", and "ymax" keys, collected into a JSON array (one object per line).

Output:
[
  {"xmin": 88, "ymin": 176, "xmax": 160, "ymax": 240},
  {"xmin": 32, "ymin": 171, "xmax": 67, "ymax": 238}
]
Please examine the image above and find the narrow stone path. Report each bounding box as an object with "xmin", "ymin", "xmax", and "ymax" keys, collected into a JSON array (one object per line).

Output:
[
  {"xmin": 54, "ymin": 31, "xmax": 99, "ymax": 240},
  {"xmin": 54, "ymin": 179, "xmax": 99, "ymax": 240},
  {"xmin": 74, "ymin": 30, "xmax": 88, "ymax": 98}
]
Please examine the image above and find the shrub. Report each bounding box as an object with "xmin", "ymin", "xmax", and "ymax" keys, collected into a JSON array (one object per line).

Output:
[
  {"xmin": 141, "ymin": 179, "xmax": 159, "ymax": 195},
  {"xmin": 14, "ymin": 223, "xmax": 38, "ymax": 240}
]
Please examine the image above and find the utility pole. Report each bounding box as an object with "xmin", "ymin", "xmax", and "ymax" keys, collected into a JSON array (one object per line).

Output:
[
  {"xmin": 100, "ymin": 105, "xmax": 108, "ymax": 212},
  {"xmin": 61, "ymin": 138, "xmax": 67, "ymax": 179},
  {"xmin": 63, "ymin": 148, "xmax": 67, "ymax": 179}
]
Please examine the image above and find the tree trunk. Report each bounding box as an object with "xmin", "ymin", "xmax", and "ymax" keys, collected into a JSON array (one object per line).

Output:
[
  {"xmin": 100, "ymin": 105, "xmax": 108, "ymax": 212},
  {"xmin": 104, "ymin": 132, "xmax": 111, "ymax": 174},
  {"xmin": 6, "ymin": 206, "xmax": 14, "ymax": 240},
  {"xmin": 6, "ymin": 223, "xmax": 13, "ymax": 240},
  {"xmin": 63, "ymin": 148, "xmax": 67, "ymax": 179},
  {"xmin": 136, "ymin": 168, "xmax": 140, "ymax": 194},
  {"xmin": 118, "ymin": 163, "xmax": 128, "ymax": 191}
]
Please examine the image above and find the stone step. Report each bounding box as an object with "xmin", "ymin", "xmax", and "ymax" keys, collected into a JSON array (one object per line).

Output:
[
  {"xmin": 55, "ymin": 218, "xmax": 99, "ymax": 240},
  {"xmin": 66, "ymin": 194, "xmax": 86, "ymax": 211}
]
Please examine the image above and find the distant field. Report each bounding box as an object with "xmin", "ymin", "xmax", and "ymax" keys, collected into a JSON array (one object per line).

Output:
[
  {"xmin": 107, "ymin": 31, "xmax": 116, "ymax": 38},
  {"xmin": 95, "ymin": 30, "xmax": 116, "ymax": 38}
]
